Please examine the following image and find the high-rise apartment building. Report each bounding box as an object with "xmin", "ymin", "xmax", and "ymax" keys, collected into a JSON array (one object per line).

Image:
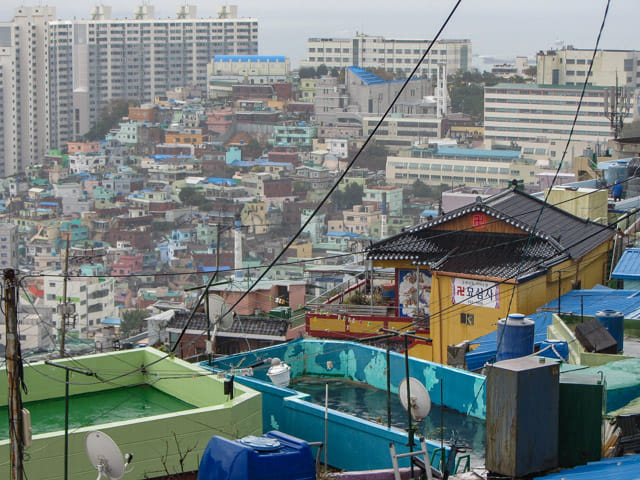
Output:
[
  {"xmin": 537, "ymin": 47, "xmax": 640, "ymax": 88},
  {"xmin": 301, "ymin": 34, "xmax": 471, "ymax": 77},
  {"xmin": 68, "ymin": 4, "xmax": 258, "ymax": 138},
  {"xmin": 0, "ymin": 7, "xmax": 61, "ymax": 177},
  {"xmin": 0, "ymin": 4, "xmax": 258, "ymax": 177}
]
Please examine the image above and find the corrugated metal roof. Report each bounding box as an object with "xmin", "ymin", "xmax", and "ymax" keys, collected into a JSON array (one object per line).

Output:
[
  {"xmin": 534, "ymin": 453, "xmax": 640, "ymax": 479},
  {"xmin": 347, "ymin": 66, "xmax": 387, "ymax": 85},
  {"xmin": 465, "ymin": 288, "xmax": 640, "ymax": 371},
  {"xmin": 612, "ymin": 248, "xmax": 640, "ymax": 279},
  {"xmin": 214, "ymin": 55, "xmax": 286, "ymax": 63}
]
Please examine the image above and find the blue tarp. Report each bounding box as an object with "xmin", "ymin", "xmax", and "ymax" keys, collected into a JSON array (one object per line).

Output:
[
  {"xmin": 534, "ymin": 454, "xmax": 640, "ymax": 479},
  {"xmin": 465, "ymin": 288, "xmax": 640, "ymax": 371},
  {"xmin": 102, "ymin": 317, "xmax": 121, "ymax": 326}
]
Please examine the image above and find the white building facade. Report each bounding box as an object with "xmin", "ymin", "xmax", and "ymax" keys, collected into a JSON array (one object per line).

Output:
[
  {"xmin": 484, "ymin": 83, "xmax": 617, "ymax": 165},
  {"xmin": 537, "ymin": 47, "xmax": 640, "ymax": 88},
  {"xmin": 43, "ymin": 273, "xmax": 117, "ymax": 337},
  {"xmin": 302, "ymin": 35, "xmax": 471, "ymax": 77}
]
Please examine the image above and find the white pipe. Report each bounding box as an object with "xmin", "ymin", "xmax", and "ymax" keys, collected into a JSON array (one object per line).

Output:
[{"xmin": 324, "ymin": 383, "xmax": 329, "ymax": 474}]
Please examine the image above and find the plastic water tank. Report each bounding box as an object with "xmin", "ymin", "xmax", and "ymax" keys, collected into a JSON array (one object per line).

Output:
[
  {"xmin": 496, "ymin": 313, "xmax": 535, "ymax": 362},
  {"xmin": 595, "ymin": 310, "xmax": 624, "ymax": 352},
  {"xmin": 538, "ymin": 339, "xmax": 569, "ymax": 361},
  {"xmin": 198, "ymin": 430, "xmax": 315, "ymax": 480}
]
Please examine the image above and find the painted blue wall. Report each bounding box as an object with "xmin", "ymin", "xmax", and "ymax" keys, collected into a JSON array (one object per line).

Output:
[
  {"xmin": 206, "ymin": 339, "xmax": 487, "ymax": 470},
  {"xmin": 212, "ymin": 339, "xmax": 486, "ymax": 418}
]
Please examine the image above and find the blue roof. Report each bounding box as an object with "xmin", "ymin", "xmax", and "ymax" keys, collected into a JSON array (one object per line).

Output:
[
  {"xmin": 534, "ymin": 454, "xmax": 640, "ymax": 479},
  {"xmin": 420, "ymin": 209, "xmax": 439, "ymax": 217},
  {"xmin": 39, "ymin": 202, "xmax": 58, "ymax": 207},
  {"xmin": 434, "ymin": 146, "xmax": 521, "ymax": 159},
  {"xmin": 214, "ymin": 55, "xmax": 286, "ymax": 63},
  {"xmin": 197, "ymin": 266, "xmax": 232, "ymax": 272},
  {"xmin": 612, "ymin": 248, "xmax": 640, "ymax": 279},
  {"xmin": 102, "ymin": 317, "xmax": 121, "ymax": 326},
  {"xmin": 348, "ymin": 66, "xmax": 387, "ymax": 85},
  {"xmin": 206, "ymin": 177, "xmax": 236, "ymax": 186},
  {"xmin": 465, "ymin": 288, "xmax": 640, "ymax": 371},
  {"xmin": 327, "ymin": 231, "xmax": 360, "ymax": 238}
]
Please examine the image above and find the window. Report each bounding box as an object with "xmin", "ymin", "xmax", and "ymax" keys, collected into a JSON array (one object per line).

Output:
[{"xmin": 461, "ymin": 312, "xmax": 474, "ymax": 327}]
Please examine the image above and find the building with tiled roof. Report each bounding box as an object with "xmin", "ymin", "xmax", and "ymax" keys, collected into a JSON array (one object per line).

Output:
[{"xmin": 365, "ymin": 185, "xmax": 615, "ymax": 364}]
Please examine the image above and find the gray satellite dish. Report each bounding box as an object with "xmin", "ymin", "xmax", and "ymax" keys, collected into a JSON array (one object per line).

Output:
[
  {"xmin": 85, "ymin": 430, "xmax": 131, "ymax": 480},
  {"xmin": 399, "ymin": 377, "xmax": 432, "ymax": 422},
  {"xmin": 208, "ymin": 293, "xmax": 235, "ymax": 330}
]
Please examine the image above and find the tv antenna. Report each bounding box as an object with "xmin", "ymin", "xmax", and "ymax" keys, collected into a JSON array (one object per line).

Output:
[
  {"xmin": 85, "ymin": 431, "xmax": 133, "ymax": 480},
  {"xmin": 399, "ymin": 377, "xmax": 432, "ymax": 422},
  {"xmin": 208, "ymin": 293, "xmax": 235, "ymax": 330}
]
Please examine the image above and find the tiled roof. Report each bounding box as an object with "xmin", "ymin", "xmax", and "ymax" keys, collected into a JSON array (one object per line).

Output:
[
  {"xmin": 169, "ymin": 312, "xmax": 288, "ymax": 337},
  {"xmin": 368, "ymin": 187, "xmax": 615, "ymax": 279}
]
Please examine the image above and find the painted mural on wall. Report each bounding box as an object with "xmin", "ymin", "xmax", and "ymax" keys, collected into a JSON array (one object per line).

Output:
[{"xmin": 397, "ymin": 269, "xmax": 432, "ymax": 318}]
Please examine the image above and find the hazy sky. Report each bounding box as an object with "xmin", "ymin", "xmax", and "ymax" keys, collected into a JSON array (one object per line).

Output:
[{"xmin": 1, "ymin": 1, "xmax": 638, "ymax": 67}]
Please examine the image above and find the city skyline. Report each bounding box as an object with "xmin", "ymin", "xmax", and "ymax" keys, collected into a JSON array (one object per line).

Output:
[{"xmin": 0, "ymin": 0, "xmax": 638, "ymax": 67}]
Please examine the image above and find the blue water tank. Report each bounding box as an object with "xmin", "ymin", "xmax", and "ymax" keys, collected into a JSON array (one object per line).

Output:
[
  {"xmin": 496, "ymin": 313, "xmax": 535, "ymax": 362},
  {"xmin": 538, "ymin": 339, "xmax": 569, "ymax": 361},
  {"xmin": 198, "ymin": 430, "xmax": 316, "ymax": 480},
  {"xmin": 595, "ymin": 310, "xmax": 624, "ymax": 352}
]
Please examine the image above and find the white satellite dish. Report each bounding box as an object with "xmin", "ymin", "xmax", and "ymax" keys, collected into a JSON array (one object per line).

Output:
[
  {"xmin": 208, "ymin": 293, "xmax": 235, "ymax": 330},
  {"xmin": 85, "ymin": 431, "xmax": 132, "ymax": 480},
  {"xmin": 399, "ymin": 377, "xmax": 432, "ymax": 422}
]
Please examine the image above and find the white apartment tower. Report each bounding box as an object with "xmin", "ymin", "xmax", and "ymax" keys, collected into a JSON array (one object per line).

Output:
[
  {"xmin": 69, "ymin": 4, "xmax": 258, "ymax": 138},
  {"xmin": 0, "ymin": 4, "xmax": 258, "ymax": 176},
  {"xmin": 0, "ymin": 7, "xmax": 63, "ymax": 177},
  {"xmin": 302, "ymin": 34, "xmax": 471, "ymax": 77}
]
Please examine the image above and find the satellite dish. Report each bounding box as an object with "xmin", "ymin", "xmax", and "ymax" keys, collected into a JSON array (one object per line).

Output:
[
  {"xmin": 85, "ymin": 431, "xmax": 131, "ymax": 480},
  {"xmin": 208, "ymin": 293, "xmax": 235, "ymax": 330},
  {"xmin": 399, "ymin": 377, "xmax": 432, "ymax": 422}
]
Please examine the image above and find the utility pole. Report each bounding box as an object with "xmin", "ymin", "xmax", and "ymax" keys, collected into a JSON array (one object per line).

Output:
[
  {"xmin": 5, "ymin": 268, "xmax": 24, "ymax": 480},
  {"xmin": 60, "ymin": 232, "xmax": 70, "ymax": 358},
  {"xmin": 208, "ymin": 225, "xmax": 222, "ymax": 363}
]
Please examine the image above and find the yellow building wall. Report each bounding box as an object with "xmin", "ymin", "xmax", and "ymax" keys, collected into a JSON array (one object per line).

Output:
[
  {"xmin": 428, "ymin": 239, "xmax": 612, "ymax": 364},
  {"xmin": 291, "ymin": 241, "xmax": 313, "ymax": 259}
]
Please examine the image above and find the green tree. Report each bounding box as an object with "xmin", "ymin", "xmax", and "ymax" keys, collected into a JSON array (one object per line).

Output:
[
  {"xmin": 356, "ymin": 140, "xmax": 388, "ymax": 172},
  {"xmin": 120, "ymin": 309, "xmax": 150, "ymax": 337},
  {"xmin": 179, "ymin": 186, "xmax": 207, "ymax": 207},
  {"xmin": 333, "ymin": 182, "xmax": 364, "ymax": 210},
  {"xmin": 84, "ymin": 98, "xmax": 139, "ymax": 141},
  {"xmin": 317, "ymin": 64, "xmax": 329, "ymax": 76},
  {"xmin": 523, "ymin": 65, "xmax": 537, "ymax": 78},
  {"xmin": 298, "ymin": 66, "xmax": 317, "ymax": 78},
  {"xmin": 244, "ymin": 137, "xmax": 264, "ymax": 160},
  {"xmin": 411, "ymin": 179, "xmax": 431, "ymax": 197}
]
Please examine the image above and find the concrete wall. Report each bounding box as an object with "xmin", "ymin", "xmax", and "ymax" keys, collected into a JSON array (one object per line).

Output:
[
  {"xmin": 208, "ymin": 339, "xmax": 487, "ymax": 469},
  {"xmin": 0, "ymin": 348, "xmax": 261, "ymax": 479}
]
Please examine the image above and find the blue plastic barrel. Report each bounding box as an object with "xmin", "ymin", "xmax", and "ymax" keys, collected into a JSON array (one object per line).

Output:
[
  {"xmin": 595, "ymin": 310, "xmax": 624, "ymax": 352},
  {"xmin": 538, "ymin": 339, "xmax": 569, "ymax": 361},
  {"xmin": 496, "ymin": 313, "xmax": 535, "ymax": 362},
  {"xmin": 198, "ymin": 430, "xmax": 315, "ymax": 480}
]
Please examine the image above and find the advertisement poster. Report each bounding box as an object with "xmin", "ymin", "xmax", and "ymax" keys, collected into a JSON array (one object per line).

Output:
[
  {"xmin": 451, "ymin": 277, "xmax": 499, "ymax": 309},
  {"xmin": 397, "ymin": 269, "xmax": 432, "ymax": 318}
]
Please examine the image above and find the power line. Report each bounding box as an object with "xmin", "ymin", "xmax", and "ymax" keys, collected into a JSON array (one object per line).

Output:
[{"xmin": 169, "ymin": 0, "xmax": 465, "ymax": 353}]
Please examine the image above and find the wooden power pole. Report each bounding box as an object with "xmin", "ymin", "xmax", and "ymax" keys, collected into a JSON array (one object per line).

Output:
[
  {"xmin": 59, "ymin": 233, "xmax": 70, "ymax": 358},
  {"xmin": 5, "ymin": 268, "xmax": 24, "ymax": 480}
]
